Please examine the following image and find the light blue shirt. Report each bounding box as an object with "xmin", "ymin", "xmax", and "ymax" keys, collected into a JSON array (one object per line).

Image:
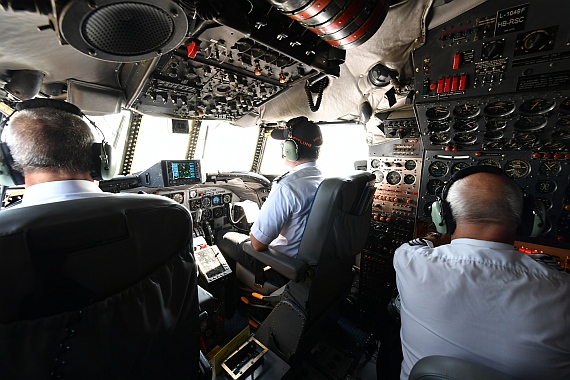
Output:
[
  {"xmin": 394, "ymin": 238, "xmax": 570, "ymax": 380},
  {"xmin": 250, "ymin": 162, "xmax": 324, "ymax": 258},
  {"xmin": 18, "ymin": 180, "xmax": 112, "ymax": 207}
]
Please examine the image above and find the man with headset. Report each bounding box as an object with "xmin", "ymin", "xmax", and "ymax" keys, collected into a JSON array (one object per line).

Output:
[
  {"xmin": 0, "ymin": 99, "xmax": 114, "ymax": 206},
  {"xmin": 394, "ymin": 166, "xmax": 570, "ymax": 379},
  {"xmin": 217, "ymin": 116, "xmax": 325, "ymax": 306}
]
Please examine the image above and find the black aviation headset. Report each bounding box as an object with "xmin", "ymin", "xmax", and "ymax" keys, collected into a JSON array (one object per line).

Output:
[
  {"xmin": 431, "ymin": 165, "xmax": 546, "ymax": 238},
  {"xmin": 0, "ymin": 98, "xmax": 115, "ymax": 186}
]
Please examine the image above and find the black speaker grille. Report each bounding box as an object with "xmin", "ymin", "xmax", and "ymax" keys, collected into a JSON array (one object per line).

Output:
[{"xmin": 82, "ymin": 3, "xmax": 175, "ymax": 56}]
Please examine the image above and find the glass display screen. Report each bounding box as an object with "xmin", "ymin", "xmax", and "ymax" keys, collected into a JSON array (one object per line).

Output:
[{"xmin": 171, "ymin": 161, "xmax": 198, "ymax": 180}]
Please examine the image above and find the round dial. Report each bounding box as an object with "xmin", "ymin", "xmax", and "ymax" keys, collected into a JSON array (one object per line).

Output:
[
  {"xmin": 556, "ymin": 118, "xmax": 570, "ymax": 127},
  {"xmin": 203, "ymin": 209, "xmax": 212, "ymax": 219},
  {"xmin": 539, "ymin": 160, "xmax": 562, "ymax": 176},
  {"xmin": 451, "ymin": 162, "xmax": 470, "ymax": 174},
  {"xmin": 484, "ymin": 101, "xmax": 515, "ymax": 117},
  {"xmin": 172, "ymin": 193, "xmax": 184, "ymax": 204},
  {"xmin": 483, "ymin": 140, "xmax": 505, "ymax": 150},
  {"xmin": 426, "ymin": 179, "xmax": 444, "ymax": 195},
  {"xmin": 486, "ymin": 119, "xmax": 508, "ymax": 131},
  {"xmin": 430, "ymin": 133, "xmax": 451, "ymax": 145},
  {"xmin": 453, "ymin": 132, "xmax": 478, "ymax": 145},
  {"xmin": 373, "ymin": 170, "xmax": 384, "ymax": 183},
  {"xmin": 453, "ymin": 103, "xmax": 480, "ymax": 119},
  {"xmin": 537, "ymin": 197, "xmax": 553, "ymax": 211},
  {"xmin": 503, "ymin": 141, "xmax": 522, "ymax": 150},
  {"xmin": 552, "ymin": 129, "xmax": 570, "ymax": 140},
  {"xmin": 428, "ymin": 121, "xmax": 450, "ymax": 133},
  {"xmin": 201, "ymin": 197, "xmax": 212, "ymax": 207},
  {"xmin": 404, "ymin": 160, "xmax": 417, "ymax": 170},
  {"xmin": 514, "ymin": 116, "xmax": 547, "ymax": 131},
  {"xmin": 536, "ymin": 180, "xmax": 557, "ymax": 194},
  {"xmin": 213, "ymin": 207, "xmax": 224, "ymax": 218},
  {"xmin": 428, "ymin": 161, "xmax": 449, "ymax": 177},
  {"xmin": 453, "ymin": 120, "xmax": 479, "ymax": 132},
  {"xmin": 386, "ymin": 171, "xmax": 401, "ymax": 185},
  {"xmin": 222, "ymin": 194, "xmax": 232, "ymax": 203},
  {"xmin": 426, "ymin": 106, "xmax": 450, "ymax": 120},
  {"xmin": 484, "ymin": 130, "xmax": 504, "ymax": 140},
  {"xmin": 504, "ymin": 159, "xmax": 530, "ymax": 179},
  {"xmin": 520, "ymin": 141, "xmax": 543, "ymax": 150},
  {"xmin": 541, "ymin": 141, "xmax": 566, "ymax": 151},
  {"xmin": 189, "ymin": 190, "xmax": 197, "ymax": 198},
  {"xmin": 404, "ymin": 174, "xmax": 416, "ymax": 184},
  {"xmin": 212, "ymin": 195, "xmax": 221, "ymax": 205},
  {"xmin": 519, "ymin": 98, "xmax": 556, "ymax": 115},
  {"xmin": 560, "ymin": 98, "xmax": 570, "ymax": 113},
  {"xmin": 478, "ymin": 159, "xmax": 500, "ymax": 167},
  {"xmin": 481, "ymin": 40, "xmax": 505, "ymax": 60},
  {"xmin": 515, "ymin": 133, "xmax": 538, "ymax": 142},
  {"xmin": 371, "ymin": 159, "xmax": 382, "ymax": 168},
  {"xmin": 190, "ymin": 199, "xmax": 201, "ymax": 210}
]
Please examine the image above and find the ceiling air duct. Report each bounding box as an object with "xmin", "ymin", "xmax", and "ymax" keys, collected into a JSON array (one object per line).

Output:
[{"xmin": 266, "ymin": 0, "xmax": 389, "ymax": 49}]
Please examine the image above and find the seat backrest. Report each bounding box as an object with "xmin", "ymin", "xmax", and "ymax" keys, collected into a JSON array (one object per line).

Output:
[
  {"xmin": 409, "ymin": 355, "xmax": 512, "ymax": 380},
  {"xmin": 298, "ymin": 171, "xmax": 375, "ymax": 327},
  {"xmin": 0, "ymin": 194, "xmax": 200, "ymax": 378}
]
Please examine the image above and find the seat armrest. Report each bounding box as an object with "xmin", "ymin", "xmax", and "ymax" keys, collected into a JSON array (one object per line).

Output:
[{"xmin": 243, "ymin": 242, "xmax": 309, "ymax": 282}]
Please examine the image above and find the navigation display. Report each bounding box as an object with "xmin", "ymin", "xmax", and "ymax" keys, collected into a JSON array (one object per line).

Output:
[
  {"xmin": 163, "ymin": 160, "xmax": 202, "ymax": 185},
  {"xmin": 171, "ymin": 161, "xmax": 197, "ymax": 180}
]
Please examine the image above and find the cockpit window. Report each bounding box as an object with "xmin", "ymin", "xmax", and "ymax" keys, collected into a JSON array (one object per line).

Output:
[{"xmin": 260, "ymin": 123, "xmax": 369, "ymax": 176}]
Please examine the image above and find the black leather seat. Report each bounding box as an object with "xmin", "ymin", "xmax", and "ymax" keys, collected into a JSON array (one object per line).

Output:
[
  {"xmin": 235, "ymin": 172, "xmax": 375, "ymax": 363},
  {"xmin": 0, "ymin": 194, "xmax": 200, "ymax": 379},
  {"xmin": 409, "ymin": 355, "xmax": 512, "ymax": 380}
]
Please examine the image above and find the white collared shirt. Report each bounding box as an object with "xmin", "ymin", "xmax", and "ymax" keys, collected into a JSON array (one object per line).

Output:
[
  {"xmin": 18, "ymin": 180, "xmax": 111, "ymax": 207},
  {"xmin": 250, "ymin": 162, "xmax": 324, "ymax": 258},
  {"xmin": 394, "ymin": 238, "xmax": 570, "ymax": 379}
]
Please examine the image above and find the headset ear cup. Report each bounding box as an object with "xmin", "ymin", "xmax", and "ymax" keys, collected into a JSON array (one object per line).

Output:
[
  {"xmin": 91, "ymin": 142, "xmax": 116, "ymax": 180},
  {"xmin": 0, "ymin": 142, "xmax": 24, "ymax": 186},
  {"xmin": 431, "ymin": 198, "xmax": 453, "ymax": 234},
  {"xmin": 283, "ymin": 139, "xmax": 298, "ymax": 162}
]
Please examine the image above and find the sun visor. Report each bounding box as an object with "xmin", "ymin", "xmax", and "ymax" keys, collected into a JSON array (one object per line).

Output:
[{"xmin": 67, "ymin": 80, "xmax": 124, "ymax": 116}]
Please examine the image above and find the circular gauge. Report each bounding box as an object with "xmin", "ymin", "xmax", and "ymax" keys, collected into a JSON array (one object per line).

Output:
[
  {"xmin": 483, "ymin": 140, "xmax": 505, "ymax": 150},
  {"xmin": 557, "ymin": 118, "xmax": 570, "ymax": 127},
  {"xmin": 478, "ymin": 158, "xmax": 500, "ymax": 167},
  {"xmin": 486, "ymin": 119, "xmax": 508, "ymax": 131},
  {"xmin": 190, "ymin": 199, "xmax": 201, "ymax": 210},
  {"xmin": 212, "ymin": 195, "xmax": 221, "ymax": 205},
  {"xmin": 514, "ymin": 116, "xmax": 547, "ymax": 131},
  {"xmin": 172, "ymin": 193, "xmax": 184, "ymax": 204},
  {"xmin": 503, "ymin": 141, "xmax": 522, "ymax": 150},
  {"xmin": 373, "ymin": 170, "xmax": 384, "ymax": 183},
  {"xmin": 537, "ymin": 197, "xmax": 553, "ymax": 210},
  {"xmin": 213, "ymin": 207, "xmax": 224, "ymax": 218},
  {"xmin": 404, "ymin": 174, "xmax": 416, "ymax": 184},
  {"xmin": 552, "ymin": 129, "xmax": 570, "ymax": 140},
  {"xmin": 515, "ymin": 133, "xmax": 538, "ymax": 142},
  {"xmin": 453, "ymin": 103, "xmax": 481, "ymax": 119},
  {"xmin": 428, "ymin": 121, "xmax": 450, "ymax": 133},
  {"xmin": 451, "ymin": 162, "xmax": 470, "ymax": 174},
  {"xmin": 519, "ymin": 98, "xmax": 556, "ymax": 115},
  {"xmin": 539, "ymin": 160, "xmax": 562, "ymax": 176},
  {"xmin": 426, "ymin": 106, "xmax": 450, "ymax": 120},
  {"xmin": 203, "ymin": 209, "xmax": 212, "ymax": 218},
  {"xmin": 520, "ymin": 141, "xmax": 543, "ymax": 150},
  {"xmin": 222, "ymin": 194, "xmax": 232, "ymax": 203},
  {"xmin": 404, "ymin": 160, "xmax": 417, "ymax": 170},
  {"xmin": 484, "ymin": 130, "xmax": 504, "ymax": 140},
  {"xmin": 536, "ymin": 180, "xmax": 557, "ymax": 194},
  {"xmin": 426, "ymin": 179, "xmax": 444, "ymax": 195},
  {"xmin": 481, "ymin": 40, "xmax": 505, "ymax": 60},
  {"xmin": 371, "ymin": 159, "xmax": 382, "ymax": 168},
  {"xmin": 560, "ymin": 98, "xmax": 570, "ymax": 113},
  {"xmin": 189, "ymin": 190, "xmax": 197, "ymax": 198},
  {"xmin": 453, "ymin": 120, "xmax": 479, "ymax": 132},
  {"xmin": 386, "ymin": 171, "xmax": 401, "ymax": 185},
  {"xmin": 484, "ymin": 101, "xmax": 516, "ymax": 117},
  {"xmin": 201, "ymin": 197, "xmax": 211, "ymax": 207},
  {"xmin": 430, "ymin": 133, "xmax": 451, "ymax": 145},
  {"xmin": 504, "ymin": 159, "xmax": 530, "ymax": 179},
  {"xmin": 428, "ymin": 161, "xmax": 449, "ymax": 177},
  {"xmin": 541, "ymin": 141, "xmax": 566, "ymax": 151},
  {"xmin": 453, "ymin": 132, "xmax": 478, "ymax": 145}
]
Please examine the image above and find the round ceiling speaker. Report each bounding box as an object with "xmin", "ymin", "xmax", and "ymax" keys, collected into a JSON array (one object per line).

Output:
[{"xmin": 59, "ymin": 0, "xmax": 188, "ymax": 62}]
